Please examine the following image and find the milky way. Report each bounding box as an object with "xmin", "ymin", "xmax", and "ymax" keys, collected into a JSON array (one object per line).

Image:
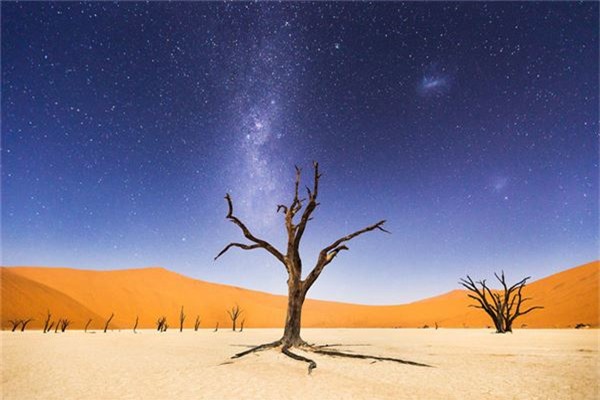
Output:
[{"xmin": 2, "ymin": 2, "xmax": 597, "ymax": 304}]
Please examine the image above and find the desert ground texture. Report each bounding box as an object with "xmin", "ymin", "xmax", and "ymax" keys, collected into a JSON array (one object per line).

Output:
[{"xmin": 1, "ymin": 328, "xmax": 598, "ymax": 400}]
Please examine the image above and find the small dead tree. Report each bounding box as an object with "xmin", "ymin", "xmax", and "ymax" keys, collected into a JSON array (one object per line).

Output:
[
  {"xmin": 215, "ymin": 162, "xmax": 430, "ymax": 373},
  {"xmin": 47, "ymin": 321, "xmax": 55, "ymax": 332},
  {"xmin": 194, "ymin": 316, "xmax": 201, "ymax": 331},
  {"xmin": 240, "ymin": 319, "xmax": 245, "ymax": 332},
  {"xmin": 103, "ymin": 313, "xmax": 114, "ymax": 333},
  {"xmin": 179, "ymin": 306, "xmax": 186, "ymax": 332},
  {"xmin": 54, "ymin": 320, "xmax": 60, "ymax": 333},
  {"xmin": 60, "ymin": 319, "xmax": 70, "ymax": 332},
  {"xmin": 21, "ymin": 318, "xmax": 34, "ymax": 332},
  {"xmin": 133, "ymin": 316, "xmax": 139, "ymax": 333},
  {"xmin": 84, "ymin": 319, "xmax": 92, "ymax": 333},
  {"xmin": 213, "ymin": 322, "xmax": 219, "ymax": 332},
  {"xmin": 156, "ymin": 317, "xmax": 167, "ymax": 332},
  {"xmin": 8, "ymin": 319, "xmax": 22, "ymax": 332},
  {"xmin": 43, "ymin": 310, "xmax": 52, "ymax": 333},
  {"xmin": 227, "ymin": 305, "xmax": 243, "ymax": 332},
  {"xmin": 460, "ymin": 271, "xmax": 543, "ymax": 333}
]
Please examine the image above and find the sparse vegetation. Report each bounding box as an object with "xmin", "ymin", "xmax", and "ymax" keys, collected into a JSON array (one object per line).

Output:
[
  {"xmin": 575, "ymin": 323, "xmax": 591, "ymax": 329},
  {"xmin": 156, "ymin": 316, "xmax": 168, "ymax": 332},
  {"xmin": 60, "ymin": 319, "xmax": 70, "ymax": 332},
  {"xmin": 8, "ymin": 319, "xmax": 21, "ymax": 332},
  {"xmin": 460, "ymin": 271, "xmax": 543, "ymax": 333},
  {"xmin": 104, "ymin": 313, "xmax": 114, "ymax": 333},
  {"xmin": 226, "ymin": 305, "xmax": 243, "ymax": 332},
  {"xmin": 194, "ymin": 315, "xmax": 201, "ymax": 331},
  {"xmin": 43, "ymin": 310, "xmax": 52, "ymax": 333},
  {"xmin": 179, "ymin": 306, "xmax": 186, "ymax": 332}
]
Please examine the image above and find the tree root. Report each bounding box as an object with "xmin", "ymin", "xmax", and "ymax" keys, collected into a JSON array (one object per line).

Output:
[
  {"xmin": 282, "ymin": 346, "xmax": 317, "ymax": 374},
  {"xmin": 308, "ymin": 347, "xmax": 432, "ymax": 368},
  {"xmin": 310, "ymin": 343, "xmax": 371, "ymax": 349},
  {"xmin": 231, "ymin": 340, "xmax": 281, "ymax": 359},
  {"xmin": 227, "ymin": 340, "xmax": 432, "ymax": 373}
]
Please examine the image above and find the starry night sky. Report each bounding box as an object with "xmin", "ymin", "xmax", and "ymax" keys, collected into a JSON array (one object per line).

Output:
[{"xmin": 2, "ymin": 2, "xmax": 598, "ymax": 304}]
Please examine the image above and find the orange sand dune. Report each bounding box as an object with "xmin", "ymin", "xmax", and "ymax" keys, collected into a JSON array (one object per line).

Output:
[
  {"xmin": 1, "ymin": 261, "xmax": 598, "ymax": 330},
  {"xmin": 1, "ymin": 269, "xmax": 106, "ymax": 330}
]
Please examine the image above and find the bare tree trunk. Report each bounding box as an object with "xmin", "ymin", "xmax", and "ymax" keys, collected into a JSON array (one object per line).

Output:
[
  {"xmin": 194, "ymin": 316, "xmax": 201, "ymax": 331},
  {"xmin": 60, "ymin": 319, "xmax": 70, "ymax": 332},
  {"xmin": 156, "ymin": 316, "xmax": 167, "ymax": 332},
  {"xmin": 240, "ymin": 319, "xmax": 244, "ymax": 332},
  {"xmin": 460, "ymin": 272, "xmax": 543, "ymax": 334},
  {"xmin": 214, "ymin": 162, "xmax": 422, "ymax": 373},
  {"xmin": 9, "ymin": 320, "xmax": 21, "ymax": 332},
  {"xmin": 133, "ymin": 316, "xmax": 139, "ymax": 333},
  {"xmin": 54, "ymin": 320, "xmax": 60, "ymax": 333},
  {"xmin": 85, "ymin": 319, "xmax": 92, "ymax": 333},
  {"xmin": 43, "ymin": 310, "xmax": 52, "ymax": 333},
  {"xmin": 104, "ymin": 313, "xmax": 114, "ymax": 333},
  {"xmin": 281, "ymin": 283, "xmax": 306, "ymax": 346},
  {"xmin": 214, "ymin": 322, "xmax": 219, "ymax": 332},
  {"xmin": 21, "ymin": 318, "xmax": 33, "ymax": 332},
  {"xmin": 47, "ymin": 321, "xmax": 55, "ymax": 332},
  {"xmin": 179, "ymin": 306, "xmax": 185, "ymax": 332},
  {"xmin": 227, "ymin": 305, "xmax": 242, "ymax": 332}
]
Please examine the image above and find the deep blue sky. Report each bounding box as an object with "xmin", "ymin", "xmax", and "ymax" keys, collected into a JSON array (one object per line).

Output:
[{"xmin": 2, "ymin": 2, "xmax": 598, "ymax": 304}]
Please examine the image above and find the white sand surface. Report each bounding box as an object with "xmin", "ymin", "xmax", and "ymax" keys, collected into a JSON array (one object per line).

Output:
[{"xmin": 1, "ymin": 328, "xmax": 598, "ymax": 399}]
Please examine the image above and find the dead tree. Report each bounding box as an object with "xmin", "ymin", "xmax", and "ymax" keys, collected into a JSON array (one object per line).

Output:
[
  {"xmin": 54, "ymin": 320, "xmax": 60, "ymax": 333},
  {"xmin": 460, "ymin": 271, "xmax": 543, "ymax": 333},
  {"xmin": 240, "ymin": 319, "xmax": 245, "ymax": 333},
  {"xmin": 156, "ymin": 317, "xmax": 167, "ymax": 332},
  {"xmin": 194, "ymin": 316, "xmax": 201, "ymax": 331},
  {"xmin": 60, "ymin": 319, "xmax": 70, "ymax": 332},
  {"xmin": 214, "ymin": 322, "xmax": 219, "ymax": 332},
  {"xmin": 8, "ymin": 319, "xmax": 22, "ymax": 332},
  {"xmin": 133, "ymin": 316, "xmax": 139, "ymax": 333},
  {"xmin": 215, "ymin": 162, "xmax": 430, "ymax": 373},
  {"xmin": 47, "ymin": 321, "xmax": 55, "ymax": 332},
  {"xmin": 21, "ymin": 318, "xmax": 34, "ymax": 332},
  {"xmin": 43, "ymin": 310, "xmax": 52, "ymax": 333},
  {"xmin": 103, "ymin": 313, "xmax": 114, "ymax": 333},
  {"xmin": 226, "ymin": 305, "xmax": 243, "ymax": 332},
  {"xmin": 179, "ymin": 306, "xmax": 186, "ymax": 332},
  {"xmin": 84, "ymin": 319, "xmax": 92, "ymax": 333}
]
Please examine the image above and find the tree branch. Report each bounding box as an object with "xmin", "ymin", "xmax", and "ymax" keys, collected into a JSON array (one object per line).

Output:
[
  {"xmin": 293, "ymin": 162, "xmax": 321, "ymax": 252},
  {"xmin": 214, "ymin": 243, "xmax": 262, "ymax": 260},
  {"xmin": 303, "ymin": 220, "xmax": 389, "ymax": 290},
  {"xmin": 217, "ymin": 194, "xmax": 285, "ymax": 264}
]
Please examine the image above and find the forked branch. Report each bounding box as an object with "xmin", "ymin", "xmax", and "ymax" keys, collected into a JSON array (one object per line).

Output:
[
  {"xmin": 215, "ymin": 194, "xmax": 285, "ymax": 264},
  {"xmin": 304, "ymin": 220, "xmax": 389, "ymax": 289}
]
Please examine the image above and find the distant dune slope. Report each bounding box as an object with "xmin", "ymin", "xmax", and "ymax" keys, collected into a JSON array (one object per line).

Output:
[
  {"xmin": 1, "ymin": 269, "xmax": 106, "ymax": 329},
  {"xmin": 1, "ymin": 261, "xmax": 597, "ymax": 329}
]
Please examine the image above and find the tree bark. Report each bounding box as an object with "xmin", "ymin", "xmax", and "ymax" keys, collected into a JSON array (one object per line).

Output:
[{"xmin": 281, "ymin": 281, "xmax": 307, "ymax": 346}]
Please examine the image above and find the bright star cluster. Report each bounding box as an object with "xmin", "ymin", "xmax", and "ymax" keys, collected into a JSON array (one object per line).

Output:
[{"xmin": 2, "ymin": 2, "xmax": 598, "ymax": 304}]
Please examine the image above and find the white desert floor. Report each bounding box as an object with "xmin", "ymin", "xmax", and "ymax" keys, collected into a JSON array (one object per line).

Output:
[{"xmin": 1, "ymin": 328, "xmax": 598, "ymax": 399}]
